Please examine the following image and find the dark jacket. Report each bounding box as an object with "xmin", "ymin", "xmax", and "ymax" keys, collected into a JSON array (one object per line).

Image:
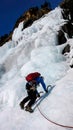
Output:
[{"xmin": 26, "ymin": 76, "xmax": 47, "ymax": 92}]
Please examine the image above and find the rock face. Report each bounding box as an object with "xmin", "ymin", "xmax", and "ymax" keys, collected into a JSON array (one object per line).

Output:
[
  {"xmin": 0, "ymin": 32, "xmax": 12, "ymax": 46},
  {"xmin": 14, "ymin": 2, "xmax": 51, "ymax": 30},
  {"xmin": 58, "ymin": 30, "xmax": 67, "ymax": 45},
  {"xmin": 62, "ymin": 44, "xmax": 70, "ymax": 54},
  {"xmin": 57, "ymin": 0, "xmax": 73, "ymax": 45},
  {"xmin": 0, "ymin": 2, "xmax": 51, "ymax": 46},
  {"xmin": 57, "ymin": 22, "xmax": 73, "ymax": 45},
  {"xmin": 58, "ymin": 0, "xmax": 73, "ymax": 68},
  {"xmin": 60, "ymin": 0, "xmax": 73, "ymax": 22}
]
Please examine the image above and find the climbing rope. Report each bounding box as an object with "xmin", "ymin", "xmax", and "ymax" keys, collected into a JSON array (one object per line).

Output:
[{"xmin": 38, "ymin": 104, "xmax": 73, "ymax": 128}]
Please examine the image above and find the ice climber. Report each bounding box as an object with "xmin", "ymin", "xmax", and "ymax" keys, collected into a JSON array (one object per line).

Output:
[{"xmin": 20, "ymin": 72, "xmax": 48, "ymax": 113}]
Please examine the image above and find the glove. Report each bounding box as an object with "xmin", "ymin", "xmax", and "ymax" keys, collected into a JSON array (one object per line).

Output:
[
  {"xmin": 37, "ymin": 93, "xmax": 40, "ymax": 97},
  {"xmin": 36, "ymin": 93, "xmax": 40, "ymax": 98},
  {"xmin": 45, "ymin": 89, "xmax": 48, "ymax": 93}
]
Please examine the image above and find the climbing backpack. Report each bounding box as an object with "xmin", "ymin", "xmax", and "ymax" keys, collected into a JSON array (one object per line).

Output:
[{"xmin": 25, "ymin": 72, "xmax": 41, "ymax": 82}]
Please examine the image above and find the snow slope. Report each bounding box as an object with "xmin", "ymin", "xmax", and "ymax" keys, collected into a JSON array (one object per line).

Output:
[{"xmin": 0, "ymin": 7, "xmax": 73, "ymax": 130}]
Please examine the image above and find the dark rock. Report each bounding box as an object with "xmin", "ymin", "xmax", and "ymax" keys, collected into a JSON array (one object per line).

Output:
[
  {"xmin": 58, "ymin": 30, "xmax": 67, "ymax": 45},
  {"xmin": 62, "ymin": 44, "xmax": 70, "ymax": 54},
  {"xmin": 0, "ymin": 32, "xmax": 12, "ymax": 46},
  {"xmin": 14, "ymin": 2, "xmax": 51, "ymax": 30},
  {"xmin": 70, "ymin": 64, "xmax": 73, "ymax": 68},
  {"xmin": 22, "ymin": 4, "xmax": 51, "ymax": 30},
  {"xmin": 57, "ymin": 21, "xmax": 73, "ymax": 45},
  {"xmin": 60, "ymin": 0, "xmax": 73, "ymax": 22},
  {"xmin": 61, "ymin": 22, "xmax": 73, "ymax": 38},
  {"xmin": 23, "ymin": 18, "xmax": 33, "ymax": 29},
  {"xmin": 58, "ymin": 0, "xmax": 73, "ymax": 45}
]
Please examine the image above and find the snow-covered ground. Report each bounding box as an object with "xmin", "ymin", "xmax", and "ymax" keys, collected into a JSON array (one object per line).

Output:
[{"xmin": 0, "ymin": 7, "xmax": 73, "ymax": 130}]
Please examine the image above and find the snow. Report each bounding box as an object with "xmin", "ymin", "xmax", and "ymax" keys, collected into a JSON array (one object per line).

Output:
[{"xmin": 0, "ymin": 7, "xmax": 73, "ymax": 130}]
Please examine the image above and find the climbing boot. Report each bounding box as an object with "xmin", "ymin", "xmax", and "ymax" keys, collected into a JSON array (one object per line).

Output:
[
  {"xmin": 25, "ymin": 105, "xmax": 33, "ymax": 113},
  {"xmin": 20, "ymin": 102, "xmax": 24, "ymax": 109}
]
